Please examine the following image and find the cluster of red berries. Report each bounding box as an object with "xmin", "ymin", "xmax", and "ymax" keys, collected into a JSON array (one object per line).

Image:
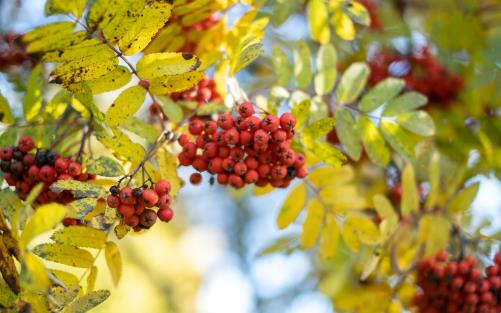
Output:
[
  {"xmin": 414, "ymin": 251, "xmax": 501, "ymax": 313},
  {"xmin": 177, "ymin": 102, "xmax": 307, "ymax": 189},
  {"xmin": 0, "ymin": 32, "xmax": 33, "ymax": 70},
  {"xmin": 0, "ymin": 136, "xmax": 93, "ymax": 204},
  {"xmin": 106, "ymin": 180, "xmax": 173, "ymax": 232},
  {"xmin": 170, "ymin": 76, "xmax": 222, "ymax": 105},
  {"xmin": 368, "ymin": 47, "xmax": 463, "ymax": 107}
]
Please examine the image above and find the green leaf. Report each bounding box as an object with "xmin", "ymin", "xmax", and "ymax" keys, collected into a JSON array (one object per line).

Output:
[
  {"xmin": 49, "ymin": 269, "xmax": 79, "ymax": 288},
  {"xmin": 104, "ymin": 86, "xmax": 146, "ymax": 128},
  {"xmin": 300, "ymin": 198, "xmax": 324, "ymax": 248},
  {"xmin": 137, "ymin": 52, "xmax": 201, "ymax": 79},
  {"xmin": 277, "ymin": 184, "xmax": 307, "ymax": 229},
  {"xmin": 65, "ymin": 290, "xmax": 110, "ymax": 313},
  {"xmin": 382, "ymin": 92, "xmax": 428, "ymax": 116},
  {"xmin": 104, "ymin": 242, "xmax": 122, "ymax": 286},
  {"xmin": 401, "ymin": 163, "xmax": 419, "ymax": 215},
  {"xmin": 0, "ymin": 188, "xmax": 24, "ymax": 221},
  {"xmin": 291, "ymin": 99, "xmax": 311, "ymax": 129},
  {"xmin": 0, "ymin": 277, "xmax": 17, "ymax": 307},
  {"xmin": 0, "ymin": 93, "xmax": 14, "ymax": 125},
  {"xmin": 20, "ymin": 203, "xmax": 66, "ymax": 250},
  {"xmin": 272, "ymin": 47, "xmax": 291, "ymax": 86},
  {"xmin": 45, "ymin": 0, "xmax": 86, "ymax": 18},
  {"xmin": 73, "ymin": 84, "xmax": 105, "ymax": 121},
  {"xmin": 156, "ymin": 96, "xmax": 183, "ymax": 123},
  {"xmin": 23, "ymin": 65, "xmax": 44, "ymax": 122},
  {"xmin": 32, "ymin": 243, "xmax": 93, "ymax": 268},
  {"xmin": 358, "ymin": 116, "xmax": 390, "ymax": 166},
  {"xmin": 335, "ymin": 107, "xmax": 362, "ymax": 160},
  {"xmin": 314, "ymin": 44, "xmax": 338, "ymax": 96},
  {"xmin": 50, "ymin": 180, "xmax": 108, "ymax": 198},
  {"xmin": 343, "ymin": 1, "xmax": 371, "ymax": 26},
  {"xmin": 257, "ymin": 235, "xmax": 298, "ymax": 256},
  {"xmin": 304, "ymin": 117, "xmax": 336, "ymax": 138},
  {"xmin": 446, "ymin": 183, "xmax": 480, "ymax": 213},
  {"xmin": 70, "ymin": 198, "xmax": 98, "ymax": 219},
  {"xmin": 51, "ymin": 226, "xmax": 107, "ymax": 249},
  {"xmin": 396, "ymin": 111, "xmax": 436, "ymax": 136},
  {"xmin": 231, "ymin": 43, "xmax": 264, "ymax": 75},
  {"xmin": 308, "ymin": 0, "xmax": 331, "ymax": 44},
  {"xmin": 121, "ymin": 117, "xmax": 158, "ymax": 144},
  {"xmin": 379, "ymin": 121, "xmax": 415, "ymax": 159},
  {"xmin": 95, "ymin": 127, "xmax": 146, "ymax": 168},
  {"xmin": 336, "ymin": 62, "xmax": 369, "ymax": 104},
  {"xmin": 359, "ymin": 78, "xmax": 405, "ymax": 112},
  {"xmin": 293, "ymin": 40, "xmax": 312, "ymax": 89},
  {"xmin": 86, "ymin": 156, "xmax": 125, "ymax": 177},
  {"xmin": 0, "ymin": 128, "xmax": 17, "ymax": 148}
]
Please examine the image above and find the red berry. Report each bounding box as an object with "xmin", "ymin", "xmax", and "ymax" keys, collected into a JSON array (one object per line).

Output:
[
  {"xmin": 188, "ymin": 119, "xmax": 204, "ymax": 135},
  {"xmin": 18, "ymin": 136, "xmax": 34, "ymax": 153},
  {"xmin": 142, "ymin": 189, "xmax": 159, "ymax": 208},
  {"xmin": 280, "ymin": 112, "xmax": 296, "ymax": 130},
  {"xmin": 23, "ymin": 154, "xmax": 35, "ymax": 166},
  {"xmin": 254, "ymin": 129, "xmax": 268, "ymax": 144},
  {"xmin": 192, "ymin": 156, "xmax": 208, "ymax": 172},
  {"xmin": 155, "ymin": 179, "xmax": 171, "ymax": 195},
  {"xmin": 178, "ymin": 134, "xmax": 190, "ymax": 146},
  {"xmin": 222, "ymin": 158, "xmax": 235, "ymax": 172},
  {"xmin": 190, "ymin": 173, "xmax": 202, "ymax": 185},
  {"xmin": 28, "ymin": 165, "xmax": 40, "ymax": 180},
  {"xmin": 217, "ymin": 173, "xmax": 229, "ymax": 185},
  {"xmin": 107, "ymin": 195, "xmax": 120, "ymax": 208},
  {"xmin": 208, "ymin": 157, "xmax": 223, "ymax": 174},
  {"xmin": 39, "ymin": 165, "xmax": 57, "ymax": 183},
  {"xmin": 245, "ymin": 116, "xmax": 261, "ymax": 131},
  {"xmin": 238, "ymin": 102, "xmax": 254, "ymax": 118},
  {"xmin": 234, "ymin": 162, "xmax": 247, "ymax": 175},
  {"xmin": 54, "ymin": 158, "xmax": 69, "ymax": 173},
  {"xmin": 244, "ymin": 170, "xmax": 259, "ymax": 184},
  {"xmin": 68, "ymin": 162, "xmax": 82, "ymax": 176},
  {"xmin": 118, "ymin": 204, "xmax": 135, "ymax": 218},
  {"xmin": 229, "ymin": 174, "xmax": 244, "ymax": 188},
  {"xmin": 229, "ymin": 147, "xmax": 244, "ymax": 161},
  {"xmin": 157, "ymin": 207, "xmax": 174, "ymax": 222},
  {"xmin": 261, "ymin": 115, "xmax": 280, "ymax": 132},
  {"xmin": 204, "ymin": 121, "xmax": 217, "ymax": 134},
  {"xmin": 0, "ymin": 146, "xmax": 13, "ymax": 160},
  {"xmin": 217, "ymin": 113, "xmax": 234, "ymax": 130},
  {"xmin": 244, "ymin": 157, "xmax": 259, "ymax": 170},
  {"xmin": 271, "ymin": 129, "xmax": 287, "ymax": 143},
  {"xmin": 119, "ymin": 187, "xmax": 135, "ymax": 205},
  {"xmin": 158, "ymin": 194, "xmax": 172, "ymax": 206},
  {"xmin": 178, "ymin": 152, "xmax": 193, "ymax": 166},
  {"xmin": 224, "ymin": 129, "xmax": 240, "ymax": 145},
  {"xmin": 182, "ymin": 142, "xmax": 197, "ymax": 158},
  {"xmin": 58, "ymin": 173, "xmax": 73, "ymax": 180},
  {"xmin": 124, "ymin": 215, "xmax": 139, "ymax": 227},
  {"xmin": 239, "ymin": 131, "xmax": 253, "ymax": 146}
]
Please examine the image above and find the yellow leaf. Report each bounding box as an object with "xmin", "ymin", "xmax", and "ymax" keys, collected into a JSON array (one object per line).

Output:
[
  {"xmin": 401, "ymin": 163, "xmax": 419, "ymax": 215},
  {"xmin": 149, "ymin": 71, "xmax": 204, "ymax": 95},
  {"xmin": 68, "ymin": 66, "xmax": 132, "ymax": 94},
  {"xmin": 33, "ymin": 243, "xmax": 93, "ymax": 268},
  {"xmin": 51, "ymin": 57, "xmax": 118, "ymax": 85},
  {"xmin": 104, "ymin": 242, "xmax": 122, "ymax": 286},
  {"xmin": 320, "ymin": 185, "xmax": 369, "ymax": 211},
  {"xmin": 308, "ymin": 0, "xmax": 330, "ymax": 44},
  {"xmin": 277, "ymin": 184, "xmax": 307, "ymax": 229},
  {"xmin": 95, "ymin": 127, "xmax": 146, "ymax": 168},
  {"xmin": 20, "ymin": 203, "xmax": 66, "ymax": 250},
  {"xmin": 21, "ymin": 21, "xmax": 75, "ymax": 43},
  {"xmin": 446, "ymin": 182, "xmax": 480, "ymax": 213},
  {"xmin": 360, "ymin": 248, "xmax": 381, "ymax": 280},
  {"xmin": 114, "ymin": 224, "xmax": 131, "ymax": 240},
  {"xmin": 23, "ymin": 64, "xmax": 44, "ymax": 122},
  {"xmin": 87, "ymin": 266, "xmax": 98, "ymax": 293},
  {"xmin": 425, "ymin": 152, "xmax": 440, "ymax": 209},
  {"xmin": 230, "ymin": 43, "xmax": 263, "ymax": 75},
  {"xmin": 104, "ymin": 86, "xmax": 146, "ymax": 128},
  {"xmin": 373, "ymin": 194, "xmax": 398, "ymax": 239},
  {"xmin": 308, "ymin": 166, "xmax": 354, "ymax": 188},
  {"xmin": 51, "ymin": 226, "xmax": 107, "ymax": 249},
  {"xmin": 87, "ymin": 0, "xmax": 127, "ymax": 30},
  {"xmin": 45, "ymin": 0, "xmax": 86, "ymax": 18},
  {"xmin": 64, "ymin": 290, "xmax": 110, "ymax": 313},
  {"xmin": 331, "ymin": 10, "xmax": 355, "ymax": 40},
  {"xmin": 418, "ymin": 215, "xmax": 450, "ymax": 257},
  {"xmin": 359, "ymin": 116, "xmax": 390, "ymax": 167},
  {"xmin": 156, "ymin": 148, "xmax": 183, "ymax": 197},
  {"xmin": 320, "ymin": 214, "xmax": 339, "ymax": 259},
  {"xmin": 101, "ymin": 0, "xmax": 148, "ymax": 44},
  {"xmin": 253, "ymin": 185, "xmax": 275, "ymax": 196},
  {"xmin": 137, "ymin": 52, "xmax": 201, "ymax": 80},
  {"xmin": 300, "ymin": 198, "xmax": 325, "ymax": 248},
  {"xmin": 342, "ymin": 213, "xmax": 381, "ymax": 252},
  {"xmin": 119, "ymin": 1, "xmax": 172, "ymax": 55},
  {"xmin": 23, "ymin": 252, "xmax": 50, "ymax": 292},
  {"xmin": 27, "ymin": 31, "xmax": 87, "ymax": 54},
  {"xmin": 0, "ymin": 92, "xmax": 14, "ymax": 125},
  {"xmin": 49, "ymin": 269, "xmax": 79, "ymax": 288}
]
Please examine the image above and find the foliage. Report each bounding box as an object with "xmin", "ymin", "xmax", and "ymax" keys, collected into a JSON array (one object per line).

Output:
[{"xmin": 0, "ymin": 0, "xmax": 499, "ymax": 312}]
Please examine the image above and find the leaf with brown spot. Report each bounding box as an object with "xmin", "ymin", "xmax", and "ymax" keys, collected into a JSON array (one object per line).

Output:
[{"xmin": 0, "ymin": 239, "xmax": 20, "ymax": 294}]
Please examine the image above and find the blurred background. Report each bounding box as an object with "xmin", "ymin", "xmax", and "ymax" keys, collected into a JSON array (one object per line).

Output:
[{"xmin": 1, "ymin": 0, "xmax": 501, "ymax": 313}]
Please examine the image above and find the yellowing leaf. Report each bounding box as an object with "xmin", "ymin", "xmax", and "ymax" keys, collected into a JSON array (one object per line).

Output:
[
  {"xmin": 137, "ymin": 52, "xmax": 201, "ymax": 79},
  {"xmin": 331, "ymin": 10, "xmax": 355, "ymax": 40},
  {"xmin": 308, "ymin": 166, "xmax": 354, "ymax": 188},
  {"xmin": 95, "ymin": 127, "xmax": 146, "ymax": 168},
  {"xmin": 418, "ymin": 215, "xmax": 450, "ymax": 257},
  {"xmin": 359, "ymin": 116, "xmax": 390, "ymax": 166},
  {"xmin": 23, "ymin": 65, "xmax": 44, "ymax": 122},
  {"xmin": 119, "ymin": 1, "xmax": 172, "ymax": 55},
  {"xmin": 65, "ymin": 290, "xmax": 110, "ymax": 313},
  {"xmin": 150, "ymin": 71, "xmax": 204, "ymax": 95},
  {"xmin": 302, "ymin": 136, "xmax": 346, "ymax": 167},
  {"xmin": 291, "ymin": 99, "xmax": 311, "ymax": 129},
  {"xmin": 86, "ymin": 156, "xmax": 125, "ymax": 178},
  {"xmin": 308, "ymin": 0, "xmax": 331, "ymax": 44},
  {"xmin": 446, "ymin": 183, "xmax": 480, "ymax": 213},
  {"xmin": 0, "ymin": 276, "xmax": 16, "ymax": 307},
  {"xmin": 45, "ymin": 0, "xmax": 86, "ymax": 18},
  {"xmin": 401, "ymin": 163, "xmax": 419, "ymax": 215},
  {"xmin": 20, "ymin": 203, "xmax": 66, "ymax": 250},
  {"xmin": 382, "ymin": 92, "xmax": 428, "ymax": 116},
  {"xmin": 344, "ymin": 1, "xmax": 371, "ymax": 26},
  {"xmin": 314, "ymin": 43, "xmax": 337, "ymax": 95},
  {"xmin": 253, "ymin": 185, "xmax": 275, "ymax": 196},
  {"xmin": 380, "ymin": 121, "xmax": 415, "ymax": 159},
  {"xmin": 300, "ymin": 198, "xmax": 325, "ymax": 248},
  {"xmin": 342, "ymin": 213, "xmax": 381, "ymax": 252},
  {"xmin": 231, "ymin": 43, "xmax": 263, "ymax": 75},
  {"xmin": 304, "ymin": 117, "xmax": 336, "ymax": 138},
  {"xmin": 320, "ymin": 185, "xmax": 369, "ymax": 211},
  {"xmin": 272, "ymin": 47, "xmax": 291, "ymax": 86},
  {"xmin": 50, "ymin": 180, "xmax": 108, "ymax": 198},
  {"xmin": 51, "ymin": 56, "xmax": 118, "ymax": 85},
  {"xmin": 396, "ymin": 111, "xmax": 436, "ymax": 136},
  {"xmin": 104, "ymin": 86, "xmax": 146, "ymax": 128},
  {"xmin": 320, "ymin": 214, "xmax": 339, "ymax": 259},
  {"xmin": 51, "ymin": 226, "xmax": 107, "ymax": 249},
  {"xmin": 0, "ymin": 238, "xmax": 19, "ymax": 294},
  {"xmin": 335, "ymin": 107, "xmax": 362, "ymax": 160},
  {"xmin": 68, "ymin": 66, "xmax": 132, "ymax": 94},
  {"xmin": 23, "ymin": 252, "xmax": 49, "ymax": 292},
  {"xmin": 101, "ymin": 0, "xmax": 148, "ymax": 45},
  {"xmin": 293, "ymin": 40, "xmax": 312, "ymax": 89},
  {"xmin": 360, "ymin": 248, "xmax": 381, "ymax": 281},
  {"xmin": 87, "ymin": 266, "xmax": 98, "ymax": 293},
  {"xmin": 0, "ymin": 93, "xmax": 14, "ymax": 125},
  {"xmin": 359, "ymin": 78, "xmax": 405, "ymax": 112},
  {"xmin": 336, "ymin": 62, "xmax": 369, "ymax": 104},
  {"xmin": 156, "ymin": 148, "xmax": 183, "ymax": 197},
  {"xmin": 277, "ymin": 184, "xmax": 307, "ymax": 229},
  {"xmin": 33, "ymin": 243, "xmax": 93, "ymax": 268},
  {"xmin": 104, "ymin": 242, "xmax": 122, "ymax": 286},
  {"xmin": 21, "ymin": 21, "xmax": 75, "ymax": 43},
  {"xmin": 49, "ymin": 269, "xmax": 79, "ymax": 288},
  {"xmin": 70, "ymin": 198, "xmax": 98, "ymax": 219},
  {"xmin": 425, "ymin": 152, "xmax": 440, "ymax": 209}
]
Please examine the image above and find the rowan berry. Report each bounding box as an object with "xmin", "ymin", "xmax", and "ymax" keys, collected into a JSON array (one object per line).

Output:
[
  {"xmin": 157, "ymin": 207, "xmax": 174, "ymax": 222},
  {"xmin": 139, "ymin": 209, "xmax": 157, "ymax": 228},
  {"xmin": 238, "ymin": 102, "xmax": 254, "ymax": 118},
  {"xmin": 190, "ymin": 173, "xmax": 202, "ymax": 185},
  {"xmin": 106, "ymin": 195, "xmax": 120, "ymax": 208},
  {"xmin": 188, "ymin": 119, "xmax": 204, "ymax": 135},
  {"xmin": 119, "ymin": 187, "xmax": 135, "ymax": 205},
  {"xmin": 155, "ymin": 179, "xmax": 171, "ymax": 195},
  {"xmin": 18, "ymin": 136, "xmax": 34, "ymax": 153}
]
